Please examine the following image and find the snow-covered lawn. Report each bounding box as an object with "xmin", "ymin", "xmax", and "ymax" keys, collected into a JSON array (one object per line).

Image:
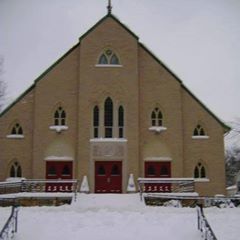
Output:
[
  {"xmin": 0, "ymin": 194, "xmax": 239, "ymax": 240},
  {"xmin": 205, "ymin": 207, "xmax": 240, "ymax": 240},
  {"xmin": 0, "ymin": 207, "xmax": 12, "ymax": 230}
]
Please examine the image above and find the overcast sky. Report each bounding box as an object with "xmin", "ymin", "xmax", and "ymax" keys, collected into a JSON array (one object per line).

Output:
[{"xmin": 0, "ymin": 0, "xmax": 240, "ymax": 124}]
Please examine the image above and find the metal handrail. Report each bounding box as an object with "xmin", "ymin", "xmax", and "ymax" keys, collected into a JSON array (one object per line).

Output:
[
  {"xmin": 0, "ymin": 179, "xmax": 79, "ymax": 201},
  {"xmin": 197, "ymin": 204, "xmax": 217, "ymax": 240},
  {"xmin": 21, "ymin": 179, "xmax": 79, "ymax": 201},
  {"xmin": 137, "ymin": 178, "xmax": 195, "ymax": 200},
  {"xmin": 0, "ymin": 206, "xmax": 19, "ymax": 240}
]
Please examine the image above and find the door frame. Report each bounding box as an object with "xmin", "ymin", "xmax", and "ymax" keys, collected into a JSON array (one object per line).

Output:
[{"xmin": 95, "ymin": 161, "xmax": 122, "ymax": 193}]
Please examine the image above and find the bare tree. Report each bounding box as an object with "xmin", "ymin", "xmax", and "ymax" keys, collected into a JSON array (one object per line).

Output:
[
  {"xmin": 225, "ymin": 120, "xmax": 240, "ymax": 140},
  {"xmin": 225, "ymin": 120, "xmax": 240, "ymax": 186},
  {"xmin": 0, "ymin": 56, "xmax": 6, "ymax": 111}
]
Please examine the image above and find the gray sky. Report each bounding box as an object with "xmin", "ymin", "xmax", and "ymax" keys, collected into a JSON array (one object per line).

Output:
[{"xmin": 0, "ymin": 0, "xmax": 240, "ymax": 123}]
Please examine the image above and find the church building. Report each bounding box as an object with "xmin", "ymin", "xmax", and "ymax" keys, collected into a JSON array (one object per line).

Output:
[{"xmin": 0, "ymin": 5, "xmax": 229, "ymax": 196}]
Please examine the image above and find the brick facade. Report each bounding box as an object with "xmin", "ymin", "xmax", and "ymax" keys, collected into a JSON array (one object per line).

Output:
[{"xmin": 0, "ymin": 14, "xmax": 229, "ymax": 196}]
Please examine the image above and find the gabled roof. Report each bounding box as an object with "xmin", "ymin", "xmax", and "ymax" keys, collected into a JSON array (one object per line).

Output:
[
  {"xmin": 0, "ymin": 43, "xmax": 80, "ymax": 118},
  {"xmin": 79, "ymin": 13, "xmax": 139, "ymax": 41},
  {"xmin": 139, "ymin": 43, "xmax": 230, "ymax": 132},
  {"xmin": 0, "ymin": 13, "xmax": 230, "ymax": 132}
]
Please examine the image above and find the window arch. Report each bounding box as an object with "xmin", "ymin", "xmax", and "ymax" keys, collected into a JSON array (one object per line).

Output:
[
  {"xmin": 93, "ymin": 106, "xmax": 99, "ymax": 138},
  {"xmin": 48, "ymin": 166, "xmax": 56, "ymax": 176},
  {"xmin": 160, "ymin": 165, "xmax": 169, "ymax": 176},
  {"xmin": 104, "ymin": 97, "xmax": 113, "ymax": 138},
  {"xmin": 111, "ymin": 164, "xmax": 120, "ymax": 176},
  {"xmin": 62, "ymin": 165, "xmax": 71, "ymax": 176},
  {"xmin": 54, "ymin": 107, "xmax": 66, "ymax": 126},
  {"xmin": 97, "ymin": 165, "xmax": 106, "ymax": 175},
  {"xmin": 194, "ymin": 162, "xmax": 206, "ymax": 178},
  {"xmin": 98, "ymin": 49, "xmax": 120, "ymax": 65},
  {"xmin": 147, "ymin": 165, "xmax": 156, "ymax": 176},
  {"xmin": 10, "ymin": 161, "xmax": 22, "ymax": 178},
  {"xmin": 11, "ymin": 123, "xmax": 23, "ymax": 135},
  {"xmin": 193, "ymin": 124, "xmax": 205, "ymax": 136},
  {"xmin": 151, "ymin": 108, "xmax": 163, "ymax": 126},
  {"xmin": 118, "ymin": 106, "xmax": 124, "ymax": 138}
]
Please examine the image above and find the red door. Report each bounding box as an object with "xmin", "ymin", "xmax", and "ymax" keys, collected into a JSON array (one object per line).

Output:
[
  {"xmin": 95, "ymin": 161, "xmax": 122, "ymax": 193},
  {"xmin": 145, "ymin": 162, "xmax": 171, "ymax": 192},
  {"xmin": 46, "ymin": 161, "xmax": 73, "ymax": 192}
]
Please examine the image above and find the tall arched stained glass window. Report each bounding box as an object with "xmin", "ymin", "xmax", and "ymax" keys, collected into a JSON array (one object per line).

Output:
[
  {"xmin": 118, "ymin": 106, "xmax": 124, "ymax": 138},
  {"xmin": 93, "ymin": 106, "xmax": 99, "ymax": 138},
  {"xmin": 104, "ymin": 97, "xmax": 113, "ymax": 138}
]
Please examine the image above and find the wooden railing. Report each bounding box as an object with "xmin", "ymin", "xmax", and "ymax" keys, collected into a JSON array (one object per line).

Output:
[
  {"xmin": 197, "ymin": 204, "xmax": 217, "ymax": 240},
  {"xmin": 0, "ymin": 206, "xmax": 19, "ymax": 240},
  {"xmin": 137, "ymin": 178, "xmax": 195, "ymax": 200}
]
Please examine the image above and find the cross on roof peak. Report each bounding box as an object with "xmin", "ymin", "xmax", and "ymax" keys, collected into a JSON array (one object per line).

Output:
[{"xmin": 107, "ymin": 0, "xmax": 112, "ymax": 14}]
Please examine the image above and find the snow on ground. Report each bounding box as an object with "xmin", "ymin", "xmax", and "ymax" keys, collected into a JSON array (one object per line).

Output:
[
  {"xmin": 1, "ymin": 194, "xmax": 200, "ymax": 240},
  {"xmin": 1, "ymin": 194, "xmax": 239, "ymax": 240},
  {"xmin": 205, "ymin": 207, "xmax": 240, "ymax": 240},
  {"xmin": 0, "ymin": 207, "xmax": 12, "ymax": 230}
]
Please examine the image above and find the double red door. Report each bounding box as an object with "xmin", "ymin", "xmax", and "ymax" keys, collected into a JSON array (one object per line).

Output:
[
  {"xmin": 95, "ymin": 161, "xmax": 122, "ymax": 193},
  {"xmin": 145, "ymin": 162, "xmax": 171, "ymax": 192},
  {"xmin": 46, "ymin": 161, "xmax": 73, "ymax": 192}
]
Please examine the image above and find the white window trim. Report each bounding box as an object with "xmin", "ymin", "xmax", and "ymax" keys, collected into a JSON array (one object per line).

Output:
[
  {"xmin": 192, "ymin": 136, "xmax": 209, "ymax": 139},
  {"xmin": 90, "ymin": 138, "xmax": 127, "ymax": 143},
  {"xmin": 149, "ymin": 126, "xmax": 167, "ymax": 133},
  {"xmin": 95, "ymin": 64, "xmax": 123, "ymax": 68},
  {"xmin": 194, "ymin": 178, "xmax": 210, "ymax": 182},
  {"xmin": 144, "ymin": 157, "xmax": 172, "ymax": 162},
  {"xmin": 6, "ymin": 134, "xmax": 24, "ymax": 139},
  {"xmin": 44, "ymin": 156, "xmax": 74, "ymax": 161},
  {"xmin": 49, "ymin": 125, "xmax": 68, "ymax": 133}
]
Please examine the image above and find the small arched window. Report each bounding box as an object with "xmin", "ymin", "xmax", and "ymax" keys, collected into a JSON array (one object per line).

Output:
[
  {"xmin": 98, "ymin": 165, "xmax": 106, "ymax": 176},
  {"xmin": 11, "ymin": 123, "xmax": 23, "ymax": 135},
  {"xmin": 62, "ymin": 165, "xmax": 71, "ymax": 176},
  {"xmin": 160, "ymin": 166, "xmax": 169, "ymax": 176},
  {"xmin": 111, "ymin": 165, "xmax": 120, "ymax": 176},
  {"xmin": 147, "ymin": 165, "xmax": 156, "ymax": 176},
  {"xmin": 48, "ymin": 166, "xmax": 57, "ymax": 176},
  {"xmin": 194, "ymin": 162, "xmax": 206, "ymax": 178},
  {"xmin": 98, "ymin": 49, "xmax": 120, "ymax": 65},
  {"xmin": 10, "ymin": 162, "xmax": 22, "ymax": 178},
  {"xmin": 151, "ymin": 108, "xmax": 163, "ymax": 126},
  {"xmin": 193, "ymin": 124, "xmax": 205, "ymax": 136},
  {"xmin": 54, "ymin": 107, "xmax": 66, "ymax": 126}
]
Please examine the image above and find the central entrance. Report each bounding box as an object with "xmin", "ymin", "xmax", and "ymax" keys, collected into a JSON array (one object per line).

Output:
[{"xmin": 95, "ymin": 161, "xmax": 122, "ymax": 193}]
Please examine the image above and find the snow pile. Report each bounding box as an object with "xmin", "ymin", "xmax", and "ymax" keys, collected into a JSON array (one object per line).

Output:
[{"xmin": 163, "ymin": 200, "xmax": 182, "ymax": 208}]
